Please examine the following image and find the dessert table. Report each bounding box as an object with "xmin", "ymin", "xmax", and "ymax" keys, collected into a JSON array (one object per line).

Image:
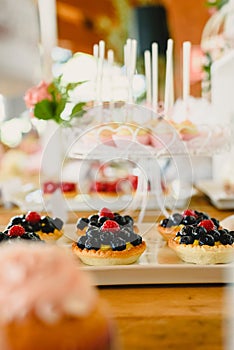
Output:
[{"xmin": 0, "ymin": 192, "xmax": 234, "ymax": 350}]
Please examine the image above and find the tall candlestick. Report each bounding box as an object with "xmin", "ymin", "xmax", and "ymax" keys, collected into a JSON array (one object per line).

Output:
[{"xmin": 38, "ymin": 0, "xmax": 58, "ymax": 81}]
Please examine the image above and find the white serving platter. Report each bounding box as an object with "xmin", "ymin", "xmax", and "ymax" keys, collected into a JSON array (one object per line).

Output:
[
  {"xmin": 57, "ymin": 223, "xmax": 234, "ymax": 286},
  {"xmin": 196, "ymin": 180, "xmax": 234, "ymax": 210}
]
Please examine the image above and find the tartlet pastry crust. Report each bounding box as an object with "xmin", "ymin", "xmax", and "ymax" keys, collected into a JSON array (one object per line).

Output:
[
  {"xmin": 72, "ymin": 241, "xmax": 146, "ymax": 266},
  {"xmin": 168, "ymin": 238, "xmax": 234, "ymax": 265}
]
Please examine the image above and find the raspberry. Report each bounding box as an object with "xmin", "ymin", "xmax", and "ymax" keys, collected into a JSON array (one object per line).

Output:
[
  {"xmin": 8, "ymin": 225, "xmax": 25, "ymax": 237},
  {"xmin": 182, "ymin": 209, "xmax": 197, "ymax": 217},
  {"xmin": 101, "ymin": 220, "xmax": 120, "ymax": 232},
  {"xmin": 60, "ymin": 182, "xmax": 76, "ymax": 193},
  {"xmin": 198, "ymin": 219, "xmax": 215, "ymax": 232},
  {"xmin": 43, "ymin": 181, "xmax": 58, "ymax": 194},
  {"xmin": 99, "ymin": 208, "xmax": 114, "ymax": 219},
  {"xmin": 25, "ymin": 211, "xmax": 41, "ymax": 223}
]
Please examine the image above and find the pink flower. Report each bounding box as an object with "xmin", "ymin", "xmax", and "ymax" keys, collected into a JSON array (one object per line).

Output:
[{"xmin": 24, "ymin": 81, "xmax": 51, "ymax": 109}]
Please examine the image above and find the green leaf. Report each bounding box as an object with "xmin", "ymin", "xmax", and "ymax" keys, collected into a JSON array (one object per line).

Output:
[
  {"xmin": 70, "ymin": 102, "xmax": 86, "ymax": 119},
  {"xmin": 66, "ymin": 81, "xmax": 87, "ymax": 93},
  {"xmin": 55, "ymin": 98, "xmax": 66, "ymax": 118},
  {"xmin": 33, "ymin": 100, "xmax": 57, "ymax": 120}
]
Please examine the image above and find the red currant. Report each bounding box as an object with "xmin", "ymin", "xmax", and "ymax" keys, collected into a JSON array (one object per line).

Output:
[{"xmin": 8, "ymin": 225, "xmax": 25, "ymax": 237}]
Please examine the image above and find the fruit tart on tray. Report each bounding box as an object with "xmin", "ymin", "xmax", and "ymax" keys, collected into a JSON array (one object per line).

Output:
[{"xmin": 72, "ymin": 207, "xmax": 146, "ymax": 266}]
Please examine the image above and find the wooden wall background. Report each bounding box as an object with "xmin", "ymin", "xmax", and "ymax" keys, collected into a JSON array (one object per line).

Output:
[{"xmin": 56, "ymin": 0, "xmax": 210, "ymax": 97}]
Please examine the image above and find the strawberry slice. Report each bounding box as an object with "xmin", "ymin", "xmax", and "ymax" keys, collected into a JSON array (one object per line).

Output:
[
  {"xmin": 101, "ymin": 220, "xmax": 120, "ymax": 232},
  {"xmin": 198, "ymin": 219, "xmax": 215, "ymax": 232},
  {"xmin": 182, "ymin": 209, "xmax": 197, "ymax": 217},
  {"xmin": 8, "ymin": 225, "xmax": 25, "ymax": 237},
  {"xmin": 25, "ymin": 211, "xmax": 41, "ymax": 223},
  {"xmin": 99, "ymin": 207, "xmax": 114, "ymax": 219}
]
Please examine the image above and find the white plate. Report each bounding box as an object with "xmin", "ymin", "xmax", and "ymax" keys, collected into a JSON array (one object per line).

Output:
[
  {"xmin": 196, "ymin": 180, "xmax": 234, "ymax": 209},
  {"xmin": 57, "ymin": 223, "xmax": 234, "ymax": 286}
]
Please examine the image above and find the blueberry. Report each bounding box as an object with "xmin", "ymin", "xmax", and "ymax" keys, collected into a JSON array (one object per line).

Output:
[
  {"xmin": 51, "ymin": 217, "xmax": 64, "ymax": 231},
  {"xmin": 100, "ymin": 231, "xmax": 113, "ymax": 244},
  {"xmin": 114, "ymin": 215, "xmax": 126, "ymax": 225},
  {"xmin": 41, "ymin": 223, "xmax": 55, "ymax": 233},
  {"xmin": 85, "ymin": 237, "xmax": 101, "ymax": 250},
  {"xmin": 171, "ymin": 213, "xmax": 183, "ymax": 225},
  {"xmin": 182, "ymin": 215, "xmax": 196, "ymax": 225},
  {"xmin": 77, "ymin": 235, "xmax": 88, "ymax": 249},
  {"xmin": 181, "ymin": 225, "xmax": 194, "ymax": 236},
  {"xmin": 229, "ymin": 231, "xmax": 234, "ymax": 239},
  {"xmin": 30, "ymin": 222, "xmax": 41, "ymax": 231},
  {"xmin": 88, "ymin": 214, "xmax": 99, "ymax": 222},
  {"xmin": 130, "ymin": 234, "xmax": 142, "ymax": 246},
  {"xmin": 86, "ymin": 227, "xmax": 99, "ymax": 238},
  {"xmin": 180, "ymin": 235, "xmax": 194, "ymax": 245},
  {"xmin": 211, "ymin": 218, "xmax": 220, "ymax": 229},
  {"xmin": 110, "ymin": 237, "xmax": 126, "ymax": 251},
  {"xmin": 123, "ymin": 215, "xmax": 134, "ymax": 225},
  {"xmin": 220, "ymin": 233, "xmax": 233, "ymax": 245},
  {"xmin": 199, "ymin": 234, "xmax": 215, "ymax": 246},
  {"xmin": 89, "ymin": 220, "xmax": 100, "ymax": 228},
  {"xmin": 209, "ymin": 229, "xmax": 221, "ymax": 242},
  {"xmin": 160, "ymin": 218, "xmax": 174, "ymax": 228},
  {"xmin": 118, "ymin": 229, "xmax": 132, "ymax": 241},
  {"xmin": 10, "ymin": 215, "xmax": 24, "ymax": 225},
  {"xmin": 76, "ymin": 218, "xmax": 89, "ymax": 230},
  {"xmin": 219, "ymin": 229, "xmax": 229, "ymax": 235},
  {"xmin": 0, "ymin": 232, "xmax": 8, "ymax": 242},
  {"xmin": 98, "ymin": 216, "xmax": 108, "ymax": 225},
  {"xmin": 192, "ymin": 226, "xmax": 207, "ymax": 239}
]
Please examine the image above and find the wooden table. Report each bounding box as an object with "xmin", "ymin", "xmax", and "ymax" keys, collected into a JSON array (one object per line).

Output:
[{"xmin": 1, "ymin": 192, "xmax": 234, "ymax": 349}]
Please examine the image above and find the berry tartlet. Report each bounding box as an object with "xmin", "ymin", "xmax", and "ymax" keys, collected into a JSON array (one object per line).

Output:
[
  {"xmin": 43, "ymin": 181, "xmax": 77, "ymax": 198},
  {"xmin": 168, "ymin": 219, "xmax": 234, "ymax": 264},
  {"xmin": 73, "ymin": 208, "xmax": 146, "ymax": 265},
  {"xmin": 157, "ymin": 209, "xmax": 219, "ymax": 241},
  {"xmin": 0, "ymin": 225, "xmax": 42, "ymax": 243},
  {"xmin": 6, "ymin": 211, "xmax": 64, "ymax": 242}
]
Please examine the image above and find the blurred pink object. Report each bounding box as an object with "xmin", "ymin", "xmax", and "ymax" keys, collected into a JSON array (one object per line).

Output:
[
  {"xmin": 190, "ymin": 46, "xmax": 205, "ymax": 83},
  {"xmin": 24, "ymin": 81, "xmax": 51, "ymax": 109}
]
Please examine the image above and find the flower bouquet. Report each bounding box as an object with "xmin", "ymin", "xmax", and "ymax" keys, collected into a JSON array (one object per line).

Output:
[{"xmin": 24, "ymin": 76, "xmax": 86, "ymax": 125}]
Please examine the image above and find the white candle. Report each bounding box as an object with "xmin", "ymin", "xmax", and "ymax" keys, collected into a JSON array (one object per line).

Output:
[
  {"xmin": 144, "ymin": 50, "xmax": 152, "ymax": 105},
  {"xmin": 38, "ymin": 0, "xmax": 58, "ymax": 81},
  {"xmin": 152, "ymin": 42, "xmax": 158, "ymax": 112},
  {"xmin": 93, "ymin": 44, "xmax": 99, "ymax": 59},
  {"xmin": 164, "ymin": 38, "xmax": 174, "ymax": 116},
  {"xmin": 183, "ymin": 41, "xmax": 191, "ymax": 103}
]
